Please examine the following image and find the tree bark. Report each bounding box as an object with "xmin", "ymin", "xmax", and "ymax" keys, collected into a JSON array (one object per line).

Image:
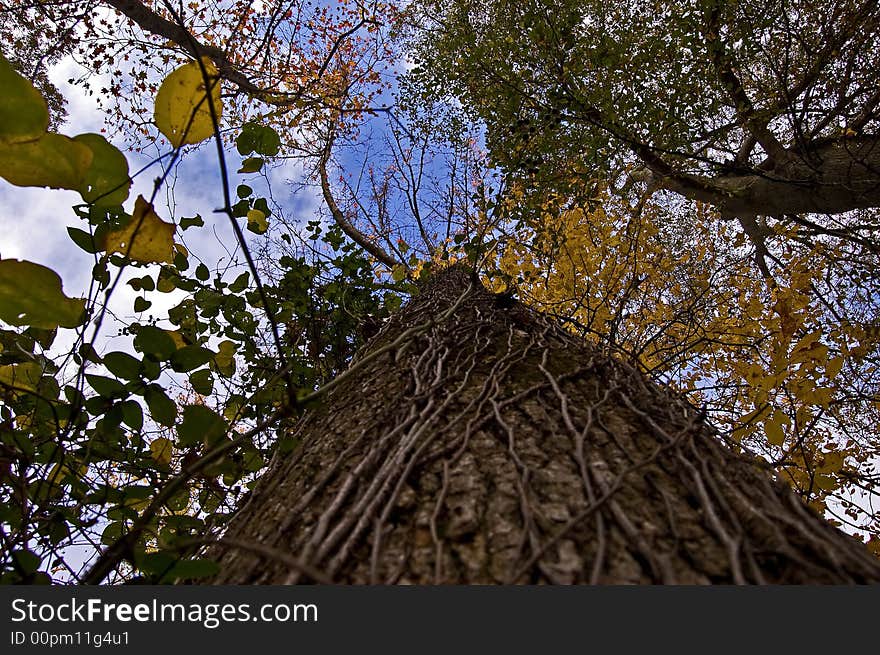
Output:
[{"xmin": 204, "ymin": 265, "xmax": 880, "ymax": 584}]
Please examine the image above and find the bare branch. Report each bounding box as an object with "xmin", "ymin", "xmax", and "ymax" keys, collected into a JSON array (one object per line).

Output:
[{"xmin": 319, "ymin": 136, "xmax": 399, "ymax": 269}]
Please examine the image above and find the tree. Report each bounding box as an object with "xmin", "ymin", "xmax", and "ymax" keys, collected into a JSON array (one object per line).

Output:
[
  {"xmin": 199, "ymin": 264, "xmax": 880, "ymax": 583},
  {"xmin": 1, "ymin": 0, "xmax": 879, "ymax": 584}
]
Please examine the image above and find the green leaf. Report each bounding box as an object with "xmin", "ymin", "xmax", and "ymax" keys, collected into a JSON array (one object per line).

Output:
[
  {"xmin": 145, "ymin": 386, "xmax": 177, "ymax": 427},
  {"xmin": 223, "ymin": 394, "xmax": 245, "ymax": 421},
  {"xmin": 86, "ymin": 374, "xmax": 127, "ymax": 399},
  {"xmin": 67, "ymin": 226, "xmax": 99, "ymax": 254},
  {"xmin": 195, "ymin": 263, "xmax": 210, "ymax": 281},
  {"xmin": 92, "ymin": 262, "xmax": 110, "ymax": 289},
  {"xmin": 170, "ymin": 345, "xmax": 215, "ymax": 373},
  {"xmin": 74, "ymin": 133, "xmax": 131, "ymax": 207},
  {"xmin": 134, "ymin": 297, "xmax": 152, "ymax": 313},
  {"xmin": 178, "ymin": 404, "xmax": 227, "ymax": 447},
  {"xmin": 214, "ymin": 340, "xmax": 237, "ymax": 377},
  {"xmin": 236, "ymin": 184, "xmax": 253, "ymax": 198},
  {"xmin": 189, "ymin": 369, "xmax": 214, "ymax": 395},
  {"xmin": 102, "ymin": 351, "xmax": 141, "ymax": 380},
  {"xmin": 179, "ymin": 214, "xmax": 204, "ymax": 230},
  {"xmin": 235, "ymin": 122, "xmax": 281, "ymax": 156},
  {"xmin": 133, "ymin": 325, "xmax": 177, "ymax": 360},
  {"xmin": 0, "ymin": 54, "xmax": 49, "ymax": 143},
  {"xmin": 119, "ymin": 400, "xmax": 144, "ymax": 431},
  {"xmin": 101, "ymin": 522, "xmax": 125, "ymax": 546},
  {"xmin": 391, "ymin": 264, "xmax": 407, "ymax": 283},
  {"xmin": 154, "ymin": 58, "xmax": 222, "ymax": 148},
  {"xmin": 138, "ymin": 551, "xmax": 176, "ymax": 577},
  {"xmin": 0, "ymin": 133, "xmax": 92, "ymax": 190},
  {"xmin": 161, "ymin": 558, "xmax": 219, "ymax": 582},
  {"xmin": 238, "ymin": 156, "xmax": 264, "ymax": 174},
  {"xmin": 228, "ymin": 272, "xmax": 249, "ymax": 293},
  {"xmin": 11, "ymin": 549, "xmax": 41, "ymax": 575},
  {"xmin": 0, "ymin": 260, "xmax": 86, "ymax": 329},
  {"xmin": 156, "ymin": 273, "xmax": 177, "ymax": 293}
]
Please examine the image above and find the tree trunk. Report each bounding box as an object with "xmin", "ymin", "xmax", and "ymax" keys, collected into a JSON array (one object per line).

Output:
[{"xmin": 205, "ymin": 265, "xmax": 880, "ymax": 584}]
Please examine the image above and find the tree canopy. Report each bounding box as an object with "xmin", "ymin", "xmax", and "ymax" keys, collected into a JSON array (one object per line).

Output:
[{"xmin": 0, "ymin": 0, "xmax": 878, "ymax": 583}]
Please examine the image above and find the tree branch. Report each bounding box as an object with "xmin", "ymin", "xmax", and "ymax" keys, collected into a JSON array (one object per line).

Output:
[
  {"xmin": 319, "ymin": 135, "xmax": 399, "ymax": 269},
  {"xmin": 103, "ymin": 0, "xmax": 262, "ymax": 95},
  {"xmin": 702, "ymin": 1, "xmax": 788, "ymax": 164}
]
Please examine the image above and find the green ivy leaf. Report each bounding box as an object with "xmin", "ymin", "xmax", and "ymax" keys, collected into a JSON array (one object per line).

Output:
[
  {"xmin": 86, "ymin": 374, "xmax": 127, "ymax": 399},
  {"xmin": 178, "ymin": 404, "xmax": 227, "ymax": 447},
  {"xmin": 228, "ymin": 272, "xmax": 249, "ymax": 293},
  {"xmin": 160, "ymin": 558, "xmax": 219, "ymax": 582},
  {"xmin": 134, "ymin": 297, "xmax": 152, "ymax": 313},
  {"xmin": 145, "ymin": 386, "xmax": 177, "ymax": 427},
  {"xmin": 11, "ymin": 549, "xmax": 41, "ymax": 575},
  {"xmin": 101, "ymin": 522, "xmax": 125, "ymax": 546},
  {"xmin": 138, "ymin": 551, "xmax": 176, "ymax": 577},
  {"xmin": 119, "ymin": 400, "xmax": 144, "ymax": 431},
  {"xmin": 102, "ymin": 351, "xmax": 141, "ymax": 380},
  {"xmin": 133, "ymin": 326, "xmax": 177, "ymax": 361},
  {"xmin": 179, "ymin": 214, "xmax": 204, "ymax": 230},
  {"xmin": 189, "ymin": 369, "xmax": 214, "ymax": 395},
  {"xmin": 235, "ymin": 122, "xmax": 281, "ymax": 156},
  {"xmin": 214, "ymin": 340, "xmax": 237, "ymax": 377},
  {"xmin": 67, "ymin": 226, "xmax": 99, "ymax": 254},
  {"xmin": 237, "ymin": 156, "xmax": 264, "ymax": 174},
  {"xmin": 170, "ymin": 345, "xmax": 215, "ymax": 373}
]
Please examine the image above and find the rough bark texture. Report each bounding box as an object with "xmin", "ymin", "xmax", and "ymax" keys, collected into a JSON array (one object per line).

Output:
[{"xmin": 205, "ymin": 265, "xmax": 880, "ymax": 584}]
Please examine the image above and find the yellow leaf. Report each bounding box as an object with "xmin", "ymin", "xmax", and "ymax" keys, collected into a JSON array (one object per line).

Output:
[
  {"xmin": 246, "ymin": 208, "xmax": 268, "ymax": 234},
  {"xmin": 46, "ymin": 461, "xmax": 86, "ymax": 486},
  {"xmin": 817, "ymin": 451, "xmax": 845, "ymax": 475},
  {"xmin": 813, "ymin": 474, "xmax": 837, "ymax": 491},
  {"xmin": 149, "ymin": 437, "xmax": 174, "ymax": 467},
  {"xmin": 791, "ymin": 330, "xmax": 822, "ymax": 355},
  {"xmin": 154, "ymin": 58, "xmax": 222, "ymax": 147},
  {"xmin": 825, "ymin": 356, "xmax": 844, "ymax": 380},
  {"xmin": 0, "ymin": 362, "xmax": 42, "ymax": 393},
  {"xmin": 104, "ymin": 195, "xmax": 175, "ymax": 263},
  {"xmin": 764, "ymin": 410, "xmax": 788, "ymax": 447},
  {"xmin": 803, "ymin": 386, "xmax": 834, "ymax": 408},
  {"xmin": 166, "ymin": 330, "xmax": 187, "ymax": 350}
]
